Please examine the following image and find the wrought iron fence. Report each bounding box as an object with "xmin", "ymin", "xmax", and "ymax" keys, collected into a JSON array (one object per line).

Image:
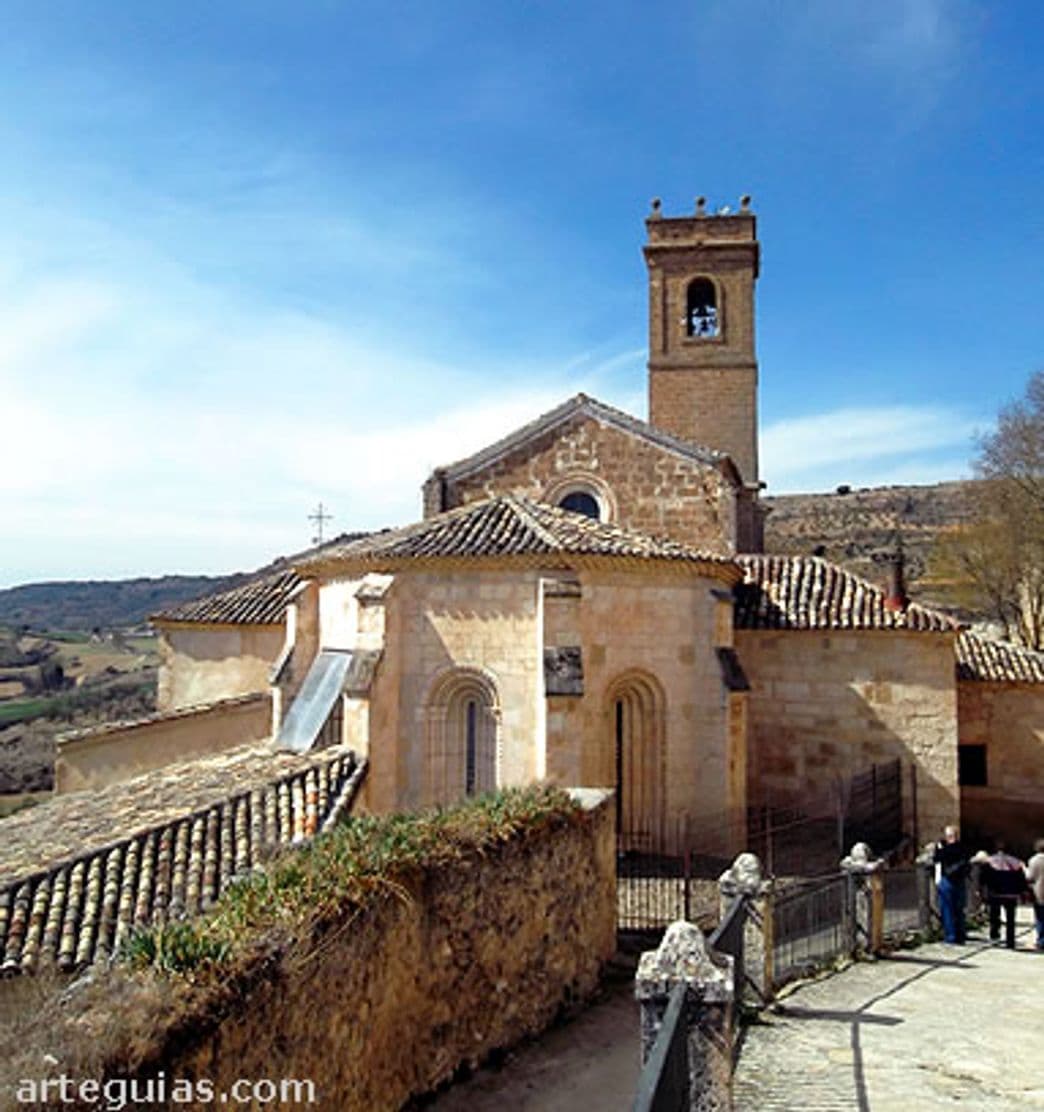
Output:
[
  {"xmin": 617, "ymin": 758, "xmax": 907, "ymax": 936},
  {"xmin": 842, "ymin": 758, "xmax": 903, "ymax": 852},
  {"xmin": 771, "ymin": 873, "xmax": 850, "ymax": 988},
  {"xmin": 881, "ymin": 864, "xmax": 921, "ymax": 939}
]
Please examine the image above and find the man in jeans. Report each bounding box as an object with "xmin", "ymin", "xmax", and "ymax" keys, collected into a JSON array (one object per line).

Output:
[
  {"xmin": 933, "ymin": 825, "xmax": 970, "ymax": 944},
  {"xmin": 1025, "ymin": 838, "xmax": 1044, "ymax": 951}
]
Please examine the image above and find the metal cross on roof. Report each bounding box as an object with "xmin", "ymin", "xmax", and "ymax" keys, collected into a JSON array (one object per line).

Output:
[{"xmin": 309, "ymin": 501, "xmax": 333, "ymax": 545}]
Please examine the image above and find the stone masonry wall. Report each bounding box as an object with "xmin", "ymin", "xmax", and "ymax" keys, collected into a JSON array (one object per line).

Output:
[
  {"xmin": 736, "ymin": 629, "xmax": 959, "ymax": 838},
  {"xmin": 367, "ymin": 569, "xmax": 541, "ymax": 813},
  {"xmin": 157, "ymin": 625, "xmax": 284, "ymax": 712},
  {"xmin": 648, "ymin": 365, "xmax": 758, "ymax": 488},
  {"xmin": 54, "ymin": 694, "xmax": 271, "ymax": 794},
  {"xmin": 444, "ymin": 415, "xmax": 736, "ymax": 555},
  {"xmin": 151, "ymin": 793, "xmax": 616, "ymax": 1112},
  {"xmin": 958, "ymin": 680, "xmax": 1044, "ymax": 850}
]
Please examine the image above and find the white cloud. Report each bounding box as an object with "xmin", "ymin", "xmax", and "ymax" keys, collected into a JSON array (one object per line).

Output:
[{"xmin": 761, "ymin": 404, "xmax": 977, "ymax": 494}]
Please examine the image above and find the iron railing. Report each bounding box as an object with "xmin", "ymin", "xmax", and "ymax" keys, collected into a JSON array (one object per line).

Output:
[
  {"xmin": 771, "ymin": 873, "xmax": 850, "ymax": 988},
  {"xmin": 633, "ymin": 894, "xmax": 751, "ymax": 1112},
  {"xmin": 633, "ymin": 981, "xmax": 689, "ymax": 1112},
  {"xmin": 881, "ymin": 864, "xmax": 921, "ymax": 939},
  {"xmin": 616, "ymin": 759, "xmax": 907, "ymax": 936}
]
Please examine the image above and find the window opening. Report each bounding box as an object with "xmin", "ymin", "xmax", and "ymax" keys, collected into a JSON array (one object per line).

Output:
[
  {"xmin": 686, "ymin": 278, "xmax": 719, "ymax": 338},
  {"xmin": 465, "ymin": 699, "xmax": 477, "ymax": 795},
  {"xmin": 559, "ymin": 490, "xmax": 600, "ymax": 519},
  {"xmin": 958, "ymin": 744, "xmax": 987, "ymax": 787}
]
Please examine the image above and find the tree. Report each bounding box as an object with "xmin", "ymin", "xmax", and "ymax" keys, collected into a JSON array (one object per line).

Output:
[{"xmin": 933, "ymin": 371, "xmax": 1044, "ymax": 650}]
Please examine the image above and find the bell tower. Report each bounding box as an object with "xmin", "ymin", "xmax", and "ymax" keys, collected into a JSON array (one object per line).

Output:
[{"xmin": 645, "ymin": 195, "xmax": 760, "ymax": 487}]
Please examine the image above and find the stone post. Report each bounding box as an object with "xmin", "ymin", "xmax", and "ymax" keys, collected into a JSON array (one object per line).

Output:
[
  {"xmin": 915, "ymin": 844, "xmax": 936, "ymax": 934},
  {"xmin": 636, "ymin": 920, "xmax": 735, "ymax": 1112},
  {"xmin": 718, "ymin": 852, "xmax": 773, "ymax": 1004},
  {"xmin": 840, "ymin": 842, "xmax": 884, "ymax": 955}
]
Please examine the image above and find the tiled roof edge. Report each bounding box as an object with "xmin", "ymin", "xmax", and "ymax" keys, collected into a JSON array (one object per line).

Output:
[{"xmin": 55, "ymin": 693, "xmax": 268, "ymax": 746}]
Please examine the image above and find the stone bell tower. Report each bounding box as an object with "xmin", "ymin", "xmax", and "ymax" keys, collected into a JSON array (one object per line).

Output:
[{"xmin": 645, "ymin": 195, "xmax": 760, "ymax": 489}]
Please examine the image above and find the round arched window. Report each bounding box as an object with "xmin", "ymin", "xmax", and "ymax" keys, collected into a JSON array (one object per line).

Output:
[
  {"xmin": 686, "ymin": 277, "xmax": 719, "ymax": 338},
  {"xmin": 559, "ymin": 490, "xmax": 600, "ymax": 519}
]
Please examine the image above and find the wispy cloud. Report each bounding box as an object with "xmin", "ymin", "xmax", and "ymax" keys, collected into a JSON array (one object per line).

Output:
[{"xmin": 762, "ymin": 404, "xmax": 977, "ymax": 494}]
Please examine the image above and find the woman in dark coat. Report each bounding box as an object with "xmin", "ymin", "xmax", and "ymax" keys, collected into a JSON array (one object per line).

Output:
[{"xmin": 981, "ymin": 841, "xmax": 1028, "ymax": 949}]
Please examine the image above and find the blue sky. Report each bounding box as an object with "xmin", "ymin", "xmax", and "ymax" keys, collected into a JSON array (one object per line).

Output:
[{"xmin": 1, "ymin": 1, "xmax": 1042, "ymax": 587}]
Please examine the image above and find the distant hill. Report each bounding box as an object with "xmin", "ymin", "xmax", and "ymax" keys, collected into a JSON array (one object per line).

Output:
[
  {"xmin": 0, "ymin": 575, "xmax": 249, "ymax": 632},
  {"xmin": 763, "ymin": 479, "xmax": 978, "ymax": 616},
  {"xmin": 0, "ymin": 533, "xmax": 367, "ymax": 633}
]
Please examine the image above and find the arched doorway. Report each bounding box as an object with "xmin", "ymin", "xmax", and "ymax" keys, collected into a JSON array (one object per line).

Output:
[{"xmin": 606, "ymin": 671, "xmax": 666, "ymax": 853}]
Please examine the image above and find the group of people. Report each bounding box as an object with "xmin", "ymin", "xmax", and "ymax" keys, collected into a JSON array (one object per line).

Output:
[{"xmin": 933, "ymin": 825, "xmax": 1044, "ymax": 950}]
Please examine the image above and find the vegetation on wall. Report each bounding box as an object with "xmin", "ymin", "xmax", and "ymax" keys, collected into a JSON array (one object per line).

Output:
[
  {"xmin": 0, "ymin": 786, "xmax": 584, "ymax": 1096},
  {"xmin": 122, "ymin": 785, "xmax": 580, "ymax": 974}
]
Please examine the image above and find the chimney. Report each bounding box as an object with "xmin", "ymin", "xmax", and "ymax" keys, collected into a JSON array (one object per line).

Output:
[{"xmin": 882, "ymin": 548, "xmax": 908, "ymax": 612}]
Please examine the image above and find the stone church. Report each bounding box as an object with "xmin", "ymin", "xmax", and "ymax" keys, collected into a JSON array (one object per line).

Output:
[{"xmin": 56, "ymin": 199, "xmax": 1044, "ymax": 857}]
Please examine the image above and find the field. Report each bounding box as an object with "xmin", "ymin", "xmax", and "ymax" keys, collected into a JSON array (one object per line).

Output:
[{"xmin": 0, "ymin": 628, "xmax": 159, "ymax": 794}]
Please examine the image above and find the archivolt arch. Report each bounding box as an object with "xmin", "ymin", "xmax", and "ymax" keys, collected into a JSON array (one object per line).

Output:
[
  {"xmin": 605, "ymin": 669, "xmax": 667, "ymax": 851},
  {"xmin": 543, "ymin": 471, "xmax": 617, "ymax": 523},
  {"xmin": 424, "ymin": 667, "xmax": 501, "ymax": 805}
]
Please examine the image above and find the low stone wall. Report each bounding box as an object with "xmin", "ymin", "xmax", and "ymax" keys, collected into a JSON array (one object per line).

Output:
[
  {"xmin": 119, "ymin": 789, "xmax": 613, "ymax": 1111},
  {"xmin": 54, "ymin": 694, "xmax": 270, "ymax": 793}
]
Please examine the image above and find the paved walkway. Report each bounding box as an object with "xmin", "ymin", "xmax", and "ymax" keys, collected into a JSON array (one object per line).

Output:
[
  {"xmin": 425, "ymin": 960, "xmax": 639, "ymax": 1111},
  {"xmin": 735, "ymin": 906, "xmax": 1044, "ymax": 1111},
  {"xmin": 425, "ymin": 909, "xmax": 1044, "ymax": 1111}
]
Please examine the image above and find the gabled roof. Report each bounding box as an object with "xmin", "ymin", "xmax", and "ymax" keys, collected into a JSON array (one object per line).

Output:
[
  {"xmin": 297, "ymin": 494, "xmax": 739, "ymax": 579},
  {"xmin": 430, "ymin": 393, "xmax": 740, "ymax": 486},
  {"xmin": 0, "ymin": 745, "xmax": 365, "ymax": 974},
  {"xmin": 956, "ymin": 631, "xmax": 1044, "ymax": 684},
  {"xmin": 734, "ymin": 554, "xmax": 960, "ymax": 633}
]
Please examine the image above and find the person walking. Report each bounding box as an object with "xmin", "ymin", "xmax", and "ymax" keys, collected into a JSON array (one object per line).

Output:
[
  {"xmin": 933, "ymin": 825, "xmax": 970, "ymax": 944},
  {"xmin": 1025, "ymin": 838, "xmax": 1044, "ymax": 951},
  {"xmin": 981, "ymin": 841, "xmax": 1028, "ymax": 949}
]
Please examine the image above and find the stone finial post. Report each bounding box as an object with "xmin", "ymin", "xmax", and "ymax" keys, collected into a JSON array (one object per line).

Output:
[
  {"xmin": 915, "ymin": 842, "xmax": 938, "ymax": 933},
  {"xmin": 718, "ymin": 852, "xmax": 772, "ymax": 1004},
  {"xmin": 840, "ymin": 842, "xmax": 884, "ymax": 954},
  {"xmin": 636, "ymin": 921, "xmax": 735, "ymax": 1112}
]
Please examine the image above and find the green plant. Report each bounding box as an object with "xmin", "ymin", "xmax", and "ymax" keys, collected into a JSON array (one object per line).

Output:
[{"xmin": 122, "ymin": 922, "xmax": 230, "ymax": 974}]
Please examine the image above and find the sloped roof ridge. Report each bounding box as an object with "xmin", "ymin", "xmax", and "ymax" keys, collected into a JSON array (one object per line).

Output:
[
  {"xmin": 506, "ymin": 491, "xmax": 573, "ymax": 551},
  {"xmin": 433, "ymin": 392, "xmax": 729, "ymax": 483},
  {"xmin": 957, "ymin": 630, "xmax": 1044, "ymax": 684},
  {"xmin": 299, "ymin": 493, "xmax": 736, "ymax": 570},
  {"xmin": 736, "ymin": 553, "xmax": 960, "ymax": 633}
]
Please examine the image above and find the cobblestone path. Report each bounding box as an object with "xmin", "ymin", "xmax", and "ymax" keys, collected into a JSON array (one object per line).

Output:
[{"xmin": 735, "ymin": 907, "xmax": 1044, "ymax": 1111}]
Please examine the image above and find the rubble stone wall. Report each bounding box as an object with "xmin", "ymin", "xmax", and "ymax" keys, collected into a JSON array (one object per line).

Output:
[{"xmin": 157, "ymin": 792, "xmax": 616, "ymax": 1112}]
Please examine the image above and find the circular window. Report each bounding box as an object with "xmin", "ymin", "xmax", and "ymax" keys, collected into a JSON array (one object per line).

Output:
[{"xmin": 559, "ymin": 491, "xmax": 600, "ymax": 519}]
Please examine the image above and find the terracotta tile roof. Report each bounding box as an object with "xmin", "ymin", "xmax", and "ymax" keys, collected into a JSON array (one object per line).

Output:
[
  {"xmin": 734, "ymin": 554, "xmax": 959, "ymax": 633},
  {"xmin": 0, "ymin": 745, "xmax": 364, "ymax": 974},
  {"xmin": 151, "ymin": 569, "xmax": 303, "ymax": 626},
  {"xmin": 150, "ymin": 533, "xmax": 370, "ymax": 626},
  {"xmin": 298, "ymin": 494, "xmax": 739, "ymax": 578},
  {"xmin": 956, "ymin": 632, "xmax": 1044, "ymax": 684},
  {"xmin": 431, "ymin": 393, "xmax": 739, "ymax": 484}
]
